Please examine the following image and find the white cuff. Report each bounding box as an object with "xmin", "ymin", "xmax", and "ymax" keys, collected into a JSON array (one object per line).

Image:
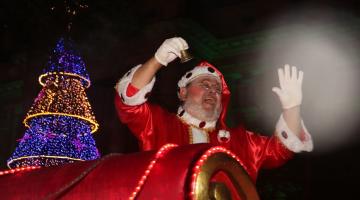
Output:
[
  {"xmin": 154, "ymin": 53, "xmax": 168, "ymax": 66},
  {"xmin": 275, "ymin": 114, "xmax": 313, "ymax": 153},
  {"xmin": 114, "ymin": 64, "xmax": 156, "ymax": 106}
]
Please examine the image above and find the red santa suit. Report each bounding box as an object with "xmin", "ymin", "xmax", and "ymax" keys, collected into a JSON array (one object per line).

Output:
[{"xmin": 115, "ymin": 61, "xmax": 313, "ymax": 182}]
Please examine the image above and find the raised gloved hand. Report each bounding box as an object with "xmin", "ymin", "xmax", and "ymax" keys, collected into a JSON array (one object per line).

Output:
[
  {"xmin": 154, "ymin": 37, "xmax": 188, "ymax": 66},
  {"xmin": 272, "ymin": 64, "xmax": 304, "ymax": 109}
]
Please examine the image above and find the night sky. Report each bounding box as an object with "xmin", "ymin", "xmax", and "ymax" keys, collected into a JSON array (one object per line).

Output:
[{"xmin": 1, "ymin": 0, "xmax": 360, "ymax": 199}]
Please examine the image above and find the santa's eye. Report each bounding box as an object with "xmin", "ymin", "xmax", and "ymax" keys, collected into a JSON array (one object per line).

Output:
[{"xmin": 198, "ymin": 83, "xmax": 221, "ymax": 94}]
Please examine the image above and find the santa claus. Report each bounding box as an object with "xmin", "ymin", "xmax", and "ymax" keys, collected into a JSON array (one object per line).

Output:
[{"xmin": 114, "ymin": 37, "xmax": 313, "ymax": 182}]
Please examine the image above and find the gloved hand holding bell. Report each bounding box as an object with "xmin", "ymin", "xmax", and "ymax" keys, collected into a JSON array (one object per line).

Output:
[{"xmin": 154, "ymin": 37, "xmax": 192, "ymax": 66}]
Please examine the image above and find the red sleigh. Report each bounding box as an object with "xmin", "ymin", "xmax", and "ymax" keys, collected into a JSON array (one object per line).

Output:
[{"xmin": 0, "ymin": 144, "xmax": 259, "ymax": 200}]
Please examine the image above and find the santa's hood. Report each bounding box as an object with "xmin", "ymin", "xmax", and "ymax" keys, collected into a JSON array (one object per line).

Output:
[{"xmin": 177, "ymin": 61, "xmax": 230, "ymax": 131}]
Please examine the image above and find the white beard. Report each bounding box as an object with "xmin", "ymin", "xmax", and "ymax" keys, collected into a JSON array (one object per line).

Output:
[{"xmin": 183, "ymin": 99, "xmax": 221, "ymax": 122}]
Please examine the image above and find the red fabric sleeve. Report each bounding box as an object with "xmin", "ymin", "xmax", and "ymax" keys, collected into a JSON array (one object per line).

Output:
[
  {"xmin": 115, "ymin": 93, "xmax": 183, "ymax": 151},
  {"xmin": 228, "ymin": 127, "xmax": 293, "ymax": 182},
  {"xmin": 114, "ymin": 92, "xmax": 153, "ymax": 149},
  {"xmin": 126, "ymin": 83, "xmax": 139, "ymax": 97},
  {"xmin": 258, "ymin": 135, "xmax": 293, "ymax": 169}
]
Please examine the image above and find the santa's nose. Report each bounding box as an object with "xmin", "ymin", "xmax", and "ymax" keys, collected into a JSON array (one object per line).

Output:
[{"xmin": 208, "ymin": 88, "xmax": 218, "ymax": 94}]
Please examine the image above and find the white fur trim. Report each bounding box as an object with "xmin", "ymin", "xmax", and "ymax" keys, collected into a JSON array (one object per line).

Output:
[
  {"xmin": 217, "ymin": 129, "xmax": 230, "ymax": 143},
  {"xmin": 177, "ymin": 66, "xmax": 220, "ymax": 88},
  {"xmin": 115, "ymin": 64, "xmax": 156, "ymax": 106},
  {"xmin": 191, "ymin": 127, "xmax": 209, "ymax": 144},
  {"xmin": 275, "ymin": 114, "xmax": 313, "ymax": 153},
  {"xmin": 177, "ymin": 107, "xmax": 216, "ymax": 130}
]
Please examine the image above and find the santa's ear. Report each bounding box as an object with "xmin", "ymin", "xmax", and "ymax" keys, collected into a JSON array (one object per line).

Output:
[{"xmin": 178, "ymin": 87, "xmax": 187, "ymax": 101}]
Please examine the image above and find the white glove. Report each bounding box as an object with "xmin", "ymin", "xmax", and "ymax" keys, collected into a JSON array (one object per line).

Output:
[
  {"xmin": 272, "ymin": 64, "xmax": 304, "ymax": 109},
  {"xmin": 154, "ymin": 37, "xmax": 188, "ymax": 66}
]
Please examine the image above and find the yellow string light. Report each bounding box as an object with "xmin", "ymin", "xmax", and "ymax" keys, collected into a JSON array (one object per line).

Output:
[
  {"xmin": 7, "ymin": 155, "xmax": 84, "ymax": 169},
  {"xmin": 39, "ymin": 72, "xmax": 91, "ymax": 88},
  {"xmin": 23, "ymin": 112, "xmax": 99, "ymax": 133}
]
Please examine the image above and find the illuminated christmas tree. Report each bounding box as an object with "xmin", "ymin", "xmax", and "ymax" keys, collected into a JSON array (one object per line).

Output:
[{"xmin": 7, "ymin": 37, "xmax": 100, "ymax": 168}]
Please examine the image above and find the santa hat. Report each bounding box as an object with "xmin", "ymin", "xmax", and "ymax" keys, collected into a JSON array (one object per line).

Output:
[{"xmin": 177, "ymin": 61, "xmax": 231, "ymax": 142}]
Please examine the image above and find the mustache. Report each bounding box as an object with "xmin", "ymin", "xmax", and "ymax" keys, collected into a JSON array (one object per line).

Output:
[{"xmin": 203, "ymin": 95, "xmax": 218, "ymax": 103}]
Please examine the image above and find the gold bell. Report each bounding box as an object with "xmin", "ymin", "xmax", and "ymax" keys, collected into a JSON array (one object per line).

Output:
[{"xmin": 180, "ymin": 49, "xmax": 193, "ymax": 63}]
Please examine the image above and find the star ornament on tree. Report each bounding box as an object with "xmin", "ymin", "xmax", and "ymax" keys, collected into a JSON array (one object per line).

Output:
[
  {"xmin": 72, "ymin": 138, "xmax": 85, "ymax": 151},
  {"xmin": 16, "ymin": 134, "xmax": 32, "ymax": 142}
]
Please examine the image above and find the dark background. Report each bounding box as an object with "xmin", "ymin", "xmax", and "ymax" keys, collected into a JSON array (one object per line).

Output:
[{"xmin": 1, "ymin": 0, "xmax": 360, "ymax": 199}]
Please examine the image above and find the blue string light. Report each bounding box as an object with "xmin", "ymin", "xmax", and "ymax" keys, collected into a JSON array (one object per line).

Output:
[
  {"xmin": 8, "ymin": 115, "xmax": 100, "ymax": 168},
  {"xmin": 40, "ymin": 37, "xmax": 91, "ymax": 88}
]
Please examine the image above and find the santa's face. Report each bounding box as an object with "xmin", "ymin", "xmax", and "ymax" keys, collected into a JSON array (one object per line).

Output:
[{"xmin": 180, "ymin": 75, "xmax": 222, "ymax": 121}]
